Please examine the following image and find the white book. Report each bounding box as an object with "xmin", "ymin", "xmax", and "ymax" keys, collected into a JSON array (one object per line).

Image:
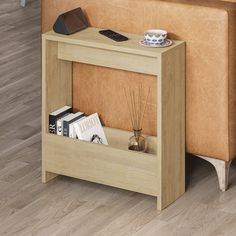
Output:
[
  {"xmin": 73, "ymin": 113, "xmax": 108, "ymax": 145},
  {"xmin": 69, "ymin": 116, "xmax": 86, "ymax": 139}
]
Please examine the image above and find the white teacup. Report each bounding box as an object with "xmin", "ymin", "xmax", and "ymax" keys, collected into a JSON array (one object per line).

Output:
[{"xmin": 144, "ymin": 29, "xmax": 167, "ymax": 44}]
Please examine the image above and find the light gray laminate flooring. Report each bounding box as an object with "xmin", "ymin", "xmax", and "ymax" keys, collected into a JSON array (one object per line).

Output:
[{"xmin": 1, "ymin": 1, "xmax": 236, "ymax": 235}]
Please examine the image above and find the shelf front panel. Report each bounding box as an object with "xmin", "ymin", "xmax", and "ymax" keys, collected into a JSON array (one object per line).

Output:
[
  {"xmin": 58, "ymin": 42, "xmax": 158, "ymax": 76},
  {"xmin": 44, "ymin": 133, "xmax": 159, "ymax": 196}
]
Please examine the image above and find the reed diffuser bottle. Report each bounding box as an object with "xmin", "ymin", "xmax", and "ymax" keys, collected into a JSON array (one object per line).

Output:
[
  {"xmin": 124, "ymin": 85, "xmax": 150, "ymax": 152},
  {"xmin": 128, "ymin": 129, "xmax": 147, "ymax": 152}
]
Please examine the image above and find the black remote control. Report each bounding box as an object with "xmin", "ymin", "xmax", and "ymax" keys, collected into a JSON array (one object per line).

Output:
[{"xmin": 99, "ymin": 29, "xmax": 129, "ymax": 42}]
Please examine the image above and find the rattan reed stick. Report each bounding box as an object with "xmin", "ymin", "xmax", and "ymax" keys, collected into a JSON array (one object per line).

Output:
[{"xmin": 124, "ymin": 85, "xmax": 150, "ymax": 131}]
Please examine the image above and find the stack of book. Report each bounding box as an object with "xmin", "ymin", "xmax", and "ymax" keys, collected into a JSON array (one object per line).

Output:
[{"xmin": 49, "ymin": 106, "xmax": 108, "ymax": 145}]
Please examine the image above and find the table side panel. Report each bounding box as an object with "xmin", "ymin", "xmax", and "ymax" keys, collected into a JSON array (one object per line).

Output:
[
  {"xmin": 157, "ymin": 43, "xmax": 186, "ymax": 210},
  {"xmin": 42, "ymin": 39, "xmax": 72, "ymax": 132},
  {"xmin": 42, "ymin": 38, "xmax": 72, "ymax": 182}
]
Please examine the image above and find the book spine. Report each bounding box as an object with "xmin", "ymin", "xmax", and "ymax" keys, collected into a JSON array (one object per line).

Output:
[
  {"xmin": 49, "ymin": 107, "xmax": 72, "ymax": 134},
  {"xmin": 63, "ymin": 121, "xmax": 70, "ymax": 137},
  {"xmin": 73, "ymin": 123, "xmax": 83, "ymax": 140},
  {"xmin": 64, "ymin": 114, "xmax": 84, "ymax": 137},
  {"xmin": 57, "ymin": 120, "xmax": 63, "ymax": 135},
  {"xmin": 69, "ymin": 124, "xmax": 76, "ymax": 139},
  {"xmin": 49, "ymin": 115, "xmax": 56, "ymax": 134}
]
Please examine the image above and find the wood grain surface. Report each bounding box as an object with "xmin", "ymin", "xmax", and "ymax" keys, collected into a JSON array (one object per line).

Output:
[
  {"xmin": 1, "ymin": 0, "xmax": 236, "ymax": 235},
  {"xmin": 42, "ymin": 28, "xmax": 185, "ymax": 210}
]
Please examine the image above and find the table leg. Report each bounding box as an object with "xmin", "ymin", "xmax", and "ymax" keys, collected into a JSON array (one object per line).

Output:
[{"xmin": 20, "ymin": 0, "xmax": 27, "ymax": 7}]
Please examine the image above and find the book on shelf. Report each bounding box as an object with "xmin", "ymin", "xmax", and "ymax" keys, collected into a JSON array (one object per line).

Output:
[
  {"xmin": 74, "ymin": 113, "xmax": 108, "ymax": 145},
  {"xmin": 56, "ymin": 113, "xmax": 72, "ymax": 135},
  {"xmin": 56, "ymin": 113, "xmax": 71, "ymax": 135},
  {"xmin": 69, "ymin": 116, "xmax": 86, "ymax": 139},
  {"xmin": 49, "ymin": 106, "xmax": 72, "ymax": 134},
  {"xmin": 63, "ymin": 112, "xmax": 85, "ymax": 137}
]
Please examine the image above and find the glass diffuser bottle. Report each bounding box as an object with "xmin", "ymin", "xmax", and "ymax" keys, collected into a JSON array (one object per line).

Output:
[
  {"xmin": 124, "ymin": 84, "xmax": 150, "ymax": 153},
  {"xmin": 128, "ymin": 129, "xmax": 147, "ymax": 152}
]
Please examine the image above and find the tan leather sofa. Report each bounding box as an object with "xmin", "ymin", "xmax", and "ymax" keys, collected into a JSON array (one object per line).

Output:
[{"xmin": 42, "ymin": 0, "xmax": 236, "ymax": 191}]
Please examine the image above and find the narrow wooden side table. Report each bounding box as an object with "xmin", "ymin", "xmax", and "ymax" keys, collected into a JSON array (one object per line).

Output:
[{"xmin": 42, "ymin": 27, "xmax": 186, "ymax": 210}]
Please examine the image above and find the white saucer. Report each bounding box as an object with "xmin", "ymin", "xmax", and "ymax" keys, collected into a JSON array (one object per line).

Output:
[{"xmin": 139, "ymin": 39, "xmax": 173, "ymax": 48}]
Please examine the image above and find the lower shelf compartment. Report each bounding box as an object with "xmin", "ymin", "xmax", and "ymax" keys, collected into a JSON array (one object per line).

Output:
[
  {"xmin": 43, "ymin": 127, "xmax": 159, "ymax": 196},
  {"xmin": 103, "ymin": 127, "xmax": 157, "ymax": 155}
]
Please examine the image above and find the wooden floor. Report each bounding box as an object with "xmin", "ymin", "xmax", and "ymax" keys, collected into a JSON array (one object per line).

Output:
[{"xmin": 1, "ymin": 1, "xmax": 236, "ymax": 235}]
